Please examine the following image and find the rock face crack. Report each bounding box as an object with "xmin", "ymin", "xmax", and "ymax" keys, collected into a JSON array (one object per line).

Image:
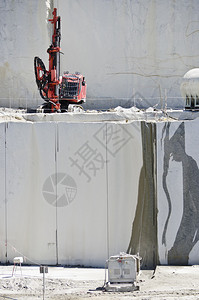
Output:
[{"xmin": 162, "ymin": 122, "xmax": 172, "ymax": 246}]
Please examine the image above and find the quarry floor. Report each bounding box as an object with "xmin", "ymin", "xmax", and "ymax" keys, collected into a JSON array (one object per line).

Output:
[{"xmin": 0, "ymin": 266, "xmax": 199, "ymax": 299}]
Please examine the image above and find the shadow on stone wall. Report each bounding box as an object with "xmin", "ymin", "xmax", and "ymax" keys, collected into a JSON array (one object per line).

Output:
[{"xmin": 162, "ymin": 122, "xmax": 199, "ymax": 265}]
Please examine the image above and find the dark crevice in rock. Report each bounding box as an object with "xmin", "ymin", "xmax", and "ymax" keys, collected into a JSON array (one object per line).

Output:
[{"xmin": 127, "ymin": 122, "xmax": 159, "ymax": 269}]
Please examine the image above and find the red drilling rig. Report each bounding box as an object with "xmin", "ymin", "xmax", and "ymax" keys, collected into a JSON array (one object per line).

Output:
[{"xmin": 34, "ymin": 8, "xmax": 86, "ymax": 112}]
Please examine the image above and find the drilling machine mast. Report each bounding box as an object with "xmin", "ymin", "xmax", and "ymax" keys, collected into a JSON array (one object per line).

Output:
[{"xmin": 34, "ymin": 8, "xmax": 86, "ymax": 112}]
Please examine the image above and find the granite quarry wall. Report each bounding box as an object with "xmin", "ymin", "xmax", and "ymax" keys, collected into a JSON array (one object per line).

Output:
[
  {"xmin": 0, "ymin": 120, "xmax": 142, "ymax": 267},
  {"xmin": 157, "ymin": 118, "xmax": 199, "ymax": 266},
  {"xmin": 1, "ymin": 0, "xmax": 199, "ymax": 268},
  {"xmin": 1, "ymin": 0, "xmax": 199, "ymax": 109},
  {"xmin": 1, "ymin": 115, "xmax": 199, "ymax": 267}
]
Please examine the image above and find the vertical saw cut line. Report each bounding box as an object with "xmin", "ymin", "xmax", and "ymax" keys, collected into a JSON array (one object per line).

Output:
[{"xmin": 4, "ymin": 123, "xmax": 8, "ymax": 263}]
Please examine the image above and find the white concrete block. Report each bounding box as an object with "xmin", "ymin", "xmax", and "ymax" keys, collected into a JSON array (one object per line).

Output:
[{"xmin": 13, "ymin": 257, "xmax": 23, "ymax": 264}]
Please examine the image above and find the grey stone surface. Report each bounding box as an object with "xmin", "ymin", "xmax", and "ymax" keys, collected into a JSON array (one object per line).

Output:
[
  {"xmin": 161, "ymin": 122, "xmax": 199, "ymax": 265},
  {"xmin": 1, "ymin": 1, "xmax": 199, "ymax": 109}
]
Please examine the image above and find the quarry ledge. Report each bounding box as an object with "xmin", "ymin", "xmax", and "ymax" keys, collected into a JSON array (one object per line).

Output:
[{"xmin": 0, "ymin": 106, "xmax": 199, "ymax": 123}]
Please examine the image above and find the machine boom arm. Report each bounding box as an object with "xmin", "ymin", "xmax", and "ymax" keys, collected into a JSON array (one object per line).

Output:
[{"xmin": 34, "ymin": 7, "xmax": 86, "ymax": 113}]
